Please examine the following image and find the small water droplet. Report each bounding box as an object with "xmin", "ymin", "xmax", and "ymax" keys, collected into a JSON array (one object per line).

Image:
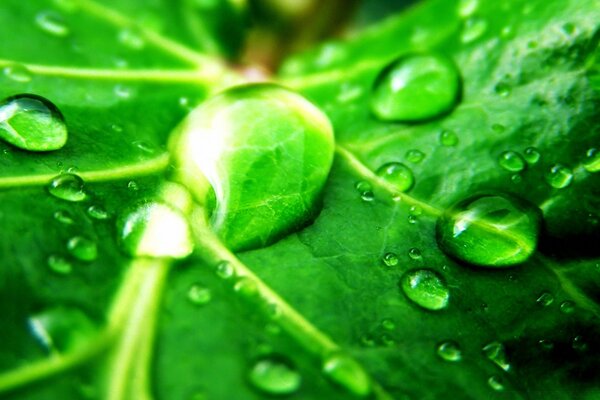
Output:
[
  {"xmin": 583, "ymin": 148, "xmax": 600, "ymax": 172},
  {"xmin": 3, "ymin": 64, "xmax": 33, "ymax": 83},
  {"xmin": 87, "ymin": 205, "xmax": 109, "ymax": 220},
  {"xmin": 408, "ymin": 248, "xmax": 422, "ymax": 260},
  {"xmin": 47, "ymin": 255, "xmax": 72, "ymax": 274},
  {"xmin": 117, "ymin": 202, "xmax": 193, "ymax": 258},
  {"xmin": 560, "ymin": 300, "xmax": 575, "ymax": 314},
  {"xmin": 572, "ymin": 335, "xmax": 588, "ymax": 351},
  {"xmin": 461, "ymin": 17, "xmax": 487, "ymax": 43},
  {"xmin": 322, "ymin": 353, "xmax": 371, "ymax": 397},
  {"xmin": 482, "ymin": 341, "xmax": 510, "ymax": 371},
  {"xmin": 491, "ymin": 123, "xmax": 506, "ymax": 133},
  {"xmin": 249, "ymin": 356, "xmax": 301, "ymax": 395},
  {"xmin": 561, "ymin": 22, "xmax": 577, "ymax": 36},
  {"xmin": 494, "ymin": 82, "xmax": 511, "ymax": 97},
  {"xmin": 48, "ymin": 173, "xmax": 86, "ymax": 202},
  {"xmin": 538, "ymin": 339, "xmax": 554, "ymax": 350},
  {"xmin": 380, "ymin": 334, "xmax": 395, "ymax": 346},
  {"xmin": 437, "ymin": 341, "xmax": 462, "ymax": 362},
  {"xmin": 436, "ymin": 194, "xmax": 541, "ymax": 267},
  {"xmin": 498, "ymin": 151, "xmax": 526, "ymax": 172},
  {"xmin": 410, "ymin": 206, "xmax": 423, "ymax": 216},
  {"xmin": 545, "ymin": 164, "xmax": 573, "ymax": 189},
  {"xmin": 132, "ymin": 140, "xmax": 157, "ymax": 154},
  {"xmin": 407, "ymin": 215, "xmax": 418, "ymax": 224},
  {"xmin": 337, "ymin": 83, "xmax": 363, "ymax": 103},
  {"xmin": 0, "ymin": 94, "xmax": 68, "ymax": 151},
  {"xmin": 118, "ymin": 28, "xmax": 145, "ymax": 49},
  {"xmin": 53, "ymin": 210, "xmax": 74, "ymax": 224},
  {"xmin": 234, "ymin": 276, "xmax": 258, "ymax": 297},
  {"xmin": 488, "ymin": 375, "xmax": 504, "ymax": 391},
  {"xmin": 500, "ymin": 26, "xmax": 514, "ymax": 39},
  {"xmin": 114, "ymin": 84, "xmax": 134, "ymax": 99},
  {"xmin": 216, "ymin": 261, "xmax": 234, "ymax": 279},
  {"xmin": 111, "ymin": 124, "xmax": 123, "ymax": 133},
  {"xmin": 67, "ymin": 236, "xmax": 97, "ymax": 262},
  {"xmin": 187, "ymin": 284, "xmax": 212, "ymax": 305},
  {"xmin": 360, "ymin": 191, "xmax": 375, "ymax": 202},
  {"xmin": 382, "ymin": 252, "xmax": 399, "ymax": 267},
  {"xmin": 370, "ymin": 53, "xmax": 461, "ymax": 121},
  {"xmin": 400, "ymin": 269, "xmax": 449, "ymax": 311},
  {"xmin": 536, "ymin": 291, "xmax": 554, "ymax": 307},
  {"xmin": 406, "ymin": 149, "xmax": 425, "ymax": 163},
  {"xmin": 439, "ymin": 129, "xmax": 459, "ymax": 147},
  {"xmin": 127, "ymin": 180, "xmax": 139, "ymax": 191},
  {"xmin": 360, "ymin": 334, "xmax": 375, "ymax": 347},
  {"xmin": 457, "ymin": 0, "xmax": 478, "ymax": 17},
  {"xmin": 523, "ymin": 147, "xmax": 541, "ymax": 164},
  {"xmin": 376, "ymin": 162, "xmax": 414, "ymax": 192},
  {"xmin": 35, "ymin": 11, "xmax": 70, "ymax": 37},
  {"xmin": 381, "ymin": 319, "xmax": 396, "ymax": 331}
]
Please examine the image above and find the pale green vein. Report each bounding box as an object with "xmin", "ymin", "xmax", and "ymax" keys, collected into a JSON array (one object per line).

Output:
[
  {"xmin": 0, "ymin": 153, "xmax": 169, "ymax": 189},
  {"xmin": 283, "ymin": 59, "xmax": 383, "ymax": 88}
]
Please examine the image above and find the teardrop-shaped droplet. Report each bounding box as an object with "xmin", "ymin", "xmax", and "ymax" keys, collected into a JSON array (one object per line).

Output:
[
  {"xmin": 322, "ymin": 353, "xmax": 371, "ymax": 397},
  {"xmin": 0, "ymin": 94, "xmax": 68, "ymax": 151},
  {"xmin": 35, "ymin": 11, "xmax": 70, "ymax": 37},
  {"xmin": 117, "ymin": 202, "xmax": 193, "ymax": 259},
  {"xmin": 370, "ymin": 53, "xmax": 461, "ymax": 121},
  {"xmin": 376, "ymin": 162, "xmax": 414, "ymax": 192},
  {"xmin": 382, "ymin": 252, "xmax": 399, "ymax": 267},
  {"xmin": 545, "ymin": 164, "xmax": 573, "ymax": 189},
  {"xmin": 249, "ymin": 356, "xmax": 301, "ymax": 395},
  {"xmin": 436, "ymin": 194, "xmax": 541, "ymax": 267},
  {"xmin": 67, "ymin": 236, "xmax": 98, "ymax": 262},
  {"xmin": 3, "ymin": 64, "xmax": 33, "ymax": 83},
  {"xmin": 437, "ymin": 341, "xmax": 462, "ymax": 362},
  {"xmin": 523, "ymin": 147, "xmax": 541, "ymax": 164},
  {"xmin": 48, "ymin": 173, "xmax": 86, "ymax": 202},
  {"xmin": 583, "ymin": 148, "xmax": 600, "ymax": 173},
  {"xmin": 400, "ymin": 269, "xmax": 449, "ymax": 311},
  {"xmin": 498, "ymin": 151, "xmax": 526, "ymax": 172},
  {"xmin": 482, "ymin": 341, "xmax": 511, "ymax": 371},
  {"xmin": 187, "ymin": 284, "xmax": 212, "ymax": 305},
  {"xmin": 28, "ymin": 307, "xmax": 97, "ymax": 354},
  {"xmin": 87, "ymin": 205, "xmax": 109, "ymax": 220}
]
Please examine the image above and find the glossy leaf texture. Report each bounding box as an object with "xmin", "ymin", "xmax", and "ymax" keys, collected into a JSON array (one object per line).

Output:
[{"xmin": 0, "ymin": 0, "xmax": 599, "ymax": 400}]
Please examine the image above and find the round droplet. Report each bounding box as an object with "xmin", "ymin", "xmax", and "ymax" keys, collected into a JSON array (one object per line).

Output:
[
  {"xmin": 35, "ymin": 11, "xmax": 70, "ymax": 37},
  {"xmin": 370, "ymin": 53, "xmax": 461, "ymax": 122},
  {"xmin": 48, "ymin": 255, "xmax": 72, "ymax": 274},
  {"xmin": 461, "ymin": 18, "xmax": 487, "ymax": 43},
  {"xmin": 560, "ymin": 300, "xmax": 575, "ymax": 314},
  {"xmin": 53, "ymin": 210, "xmax": 74, "ymax": 224},
  {"xmin": 381, "ymin": 319, "xmax": 396, "ymax": 331},
  {"xmin": 322, "ymin": 353, "xmax": 371, "ymax": 397},
  {"xmin": 439, "ymin": 129, "xmax": 459, "ymax": 147},
  {"xmin": 360, "ymin": 191, "xmax": 375, "ymax": 202},
  {"xmin": 545, "ymin": 164, "xmax": 573, "ymax": 189},
  {"xmin": 118, "ymin": 28, "xmax": 145, "ymax": 49},
  {"xmin": 494, "ymin": 82, "xmax": 511, "ymax": 97},
  {"xmin": 187, "ymin": 284, "xmax": 212, "ymax": 305},
  {"xmin": 376, "ymin": 162, "xmax": 414, "ymax": 192},
  {"xmin": 482, "ymin": 341, "xmax": 510, "ymax": 371},
  {"xmin": 67, "ymin": 236, "xmax": 97, "ymax": 262},
  {"xmin": 436, "ymin": 194, "xmax": 541, "ymax": 267},
  {"xmin": 0, "ymin": 94, "xmax": 68, "ymax": 151},
  {"xmin": 498, "ymin": 151, "xmax": 526, "ymax": 172},
  {"xmin": 382, "ymin": 252, "xmax": 399, "ymax": 267},
  {"xmin": 536, "ymin": 292, "xmax": 554, "ymax": 307},
  {"xmin": 406, "ymin": 149, "xmax": 425, "ymax": 163},
  {"xmin": 437, "ymin": 341, "xmax": 462, "ymax": 362},
  {"xmin": 216, "ymin": 261, "xmax": 234, "ymax": 279},
  {"xmin": 583, "ymin": 148, "xmax": 600, "ymax": 173},
  {"xmin": 488, "ymin": 375, "xmax": 504, "ymax": 391},
  {"xmin": 48, "ymin": 174, "xmax": 86, "ymax": 202},
  {"xmin": 234, "ymin": 276, "xmax": 258, "ymax": 297},
  {"xmin": 3, "ymin": 64, "xmax": 33, "ymax": 83},
  {"xmin": 408, "ymin": 248, "xmax": 422, "ymax": 260},
  {"xmin": 249, "ymin": 356, "xmax": 301, "ymax": 396},
  {"xmin": 491, "ymin": 123, "xmax": 506, "ymax": 133},
  {"xmin": 407, "ymin": 215, "xmax": 418, "ymax": 224},
  {"xmin": 400, "ymin": 269, "xmax": 449, "ymax": 311},
  {"xmin": 117, "ymin": 202, "xmax": 193, "ymax": 259},
  {"xmin": 523, "ymin": 147, "xmax": 541, "ymax": 164},
  {"xmin": 87, "ymin": 205, "xmax": 109, "ymax": 220}
]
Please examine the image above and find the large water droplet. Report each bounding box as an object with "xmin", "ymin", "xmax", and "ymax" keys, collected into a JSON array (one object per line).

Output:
[
  {"xmin": 48, "ymin": 173, "xmax": 86, "ymax": 202},
  {"xmin": 117, "ymin": 202, "xmax": 193, "ymax": 259},
  {"xmin": 498, "ymin": 151, "xmax": 526, "ymax": 172},
  {"xmin": 322, "ymin": 353, "xmax": 371, "ymax": 397},
  {"xmin": 583, "ymin": 148, "xmax": 600, "ymax": 172},
  {"xmin": 28, "ymin": 307, "xmax": 97, "ymax": 354},
  {"xmin": 249, "ymin": 356, "xmax": 301, "ymax": 395},
  {"xmin": 437, "ymin": 341, "xmax": 462, "ymax": 362},
  {"xmin": 482, "ymin": 341, "xmax": 511, "ymax": 371},
  {"xmin": 400, "ymin": 269, "xmax": 449, "ymax": 311},
  {"xmin": 545, "ymin": 164, "xmax": 573, "ymax": 189},
  {"xmin": 370, "ymin": 54, "xmax": 461, "ymax": 121},
  {"xmin": 3, "ymin": 64, "xmax": 33, "ymax": 83},
  {"xmin": 35, "ymin": 11, "xmax": 70, "ymax": 37},
  {"xmin": 67, "ymin": 236, "xmax": 98, "ymax": 262},
  {"xmin": 0, "ymin": 94, "xmax": 68, "ymax": 151},
  {"xmin": 187, "ymin": 284, "xmax": 212, "ymax": 306},
  {"xmin": 376, "ymin": 162, "xmax": 414, "ymax": 192},
  {"xmin": 436, "ymin": 194, "xmax": 541, "ymax": 267}
]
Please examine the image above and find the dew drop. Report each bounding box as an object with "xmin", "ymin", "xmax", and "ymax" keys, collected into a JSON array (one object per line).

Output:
[
  {"xmin": 560, "ymin": 300, "xmax": 575, "ymax": 314},
  {"xmin": 382, "ymin": 252, "xmax": 399, "ymax": 267},
  {"xmin": 381, "ymin": 319, "xmax": 396, "ymax": 331},
  {"xmin": 216, "ymin": 261, "xmax": 235, "ymax": 279},
  {"xmin": 114, "ymin": 84, "xmax": 134, "ymax": 100},
  {"xmin": 437, "ymin": 341, "xmax": 462, "ymax": 362},
  {"xmin": 482, "ymin": 341, "xmax": 510, "ymax": 371},
  {"xmin": 439, "ymin": 129, "xmax": 459, "ymax": 147},
  {"xmin": 491, "ymin": 123, "xmax": 506, "ymax": 133},
  {"xmin": 457, "ymin": 0, "xmax": 478, "ymax": 17},
  {"xmin": 47, "ymin": 255, "xmax": 72, "ymax": 274},
  {"xmin": 127, "ymin": 180, "xmax": 139, "ymax": 191},
  {"xmin": 408, "ymin": 247, "xmax": 422, "ymax": 260},
  {"xmin": 118, "ymin": 28, "xmax": 145, "ymax": 49},
  {"xmin": 53, "ymin": 210, "xmax": 74, "ymax": 225},
  {"xmin": 87, "ymin": 205, "xmax": 109, "ymax": 220},
  {"xmin": 0, "ymin": 94, "xmax": 68, "ymax": 151},
  {"xmin": 407, "ymin": 215, "xmax": 418, "ymax": 224},
  {"xmin": 583, "ymin": 148, "xmax": 600, "ymax": 172},
  {"xmin": 494, "ymin": 82, "xmax": 511, "ymax": 97},
  {"xmin": 117, "ymin": 202, "xmax": 193, "ymax": 259},
  {"xmin": 187, "ymin": 284, "xmax": 212, "ymax": 305},
  {"xmin": 381, "ymin": 334, "xmax": 395, "ymax": 346},
  {"xmin": 3, "ymin": 64, "xmax": 33, "ymax": 83},
  {"xmin": 234, "ymin": 276, "xmax": 258, "ymax": 298},
  {"xmin": 406, "ymin": 149, "xmax": 425, "ymax": 163},
  {"xmin": 538, "ymin": 339, "xmax": 554, "ymax": 350},
  {"xmin": 400, "ymin": 269, "xmax": 449, "ymax": 311},
  {"xmin": 523, "ymin": 147, "xmax": 541, "ymax": 164},
  {"xmin": 536, "ymin": 291, "xmax": 554, "ymax": 307},
  {"xmin": 67, "ymin": 236, "xmax": 97, "ymax": 262},
  {"xmin": 436, "ymin": 194, "xmax": 541, "ymax": 267},
  {"xmin": 370, "ymin": 53, "xmax": 461, "ymax": 122},
  {"xmin": 545, "ymin": 164, "xmax": 573, "ymax": 189},
  {"xmin": 322, "ymin": 353, "xmax": 371, "ymax": 397},
  {"xmin": 35, "ymin": 11, "xmax": 70, "ymax": 37},
  {"xmin": 48, "ymin": 173, "xmax": 86, "ymax": 202},
  {"xmin": 572, "ymin": 335, "xmax": 588, "ymax": 351},
  {"xmin": 376, "ymin": 162, "xmax": 414, "ymax": 192},
  {"xmin": 360, "ymin": 191, "xmax": 375, "ymax": 202},
  {"xmin": 488, "ymin": 375, "xmax": 504, "ymax": 391},
  {"xmin": 249, "ymin": 356, "xmax": 301, "ymax": 395},
  {"xmin": 498, "ymin": 151, "xmax": 526, "ymax": 172},
  {"xmin": 461, "ymin": 17, "xmax": 487, "ymax": 43}
]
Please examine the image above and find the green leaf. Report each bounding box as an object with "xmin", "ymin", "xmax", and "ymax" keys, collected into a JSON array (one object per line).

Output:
[{"xmin": 0, "ymin": 0, "xmax": 599, "ymax": 399}]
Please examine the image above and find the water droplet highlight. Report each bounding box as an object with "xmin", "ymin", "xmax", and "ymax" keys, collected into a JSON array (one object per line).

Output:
[
  {"xmin": 583, "ymin": 148, "xmax": 600, "ymax": 172},
  {"xmin": 322, "ymin": 353, "xmax": 371, "ymax": 397},
  {"xmin": 0, "ymin": 94, "xmax": 68, "ymax": 151},
  {"xmin": 482, "ymin": 341, "xmax": 510, "ymax": 371},
  {"xmin": 370, "ymin": 53, "xmax": 461, "ymax": 122},
  {"xmin": 437, "ymin": 341, "xmax": 462, "ymax": 362},
  {"xmin": 249, "ymin": 356, "xmax": 301, "ymax": 395},
  {"xmin": 48, "ymin": 173, "xmax": 86, "ymax": 202},
  {"xmin": 400, "ymin": 269, "xmax": 449, "ymax": 311},
  {"xmin": 545, "ymin": 164, "xmax": 573, "ymax": 189},
  {"xmin": 498, "ymin": 151, "xmax": 526, "ymax": 172},
  {"xmin": 187, "ymin": 284, "xmax": 212, "ymax": 305},
  {"xmin": 536, "ymin": 292, "xmax": 554, "ymax": 307},
  {"xmin": 67, "ymin": 236, "xmax": 97, "ymax": 262},
  {"xmin": 376, "ymin": 162, "xmax": 414, "ymax": 192},
  {"xmin": 35, "ymin": 11, "xmax": 70, "ymax": 37},
  {"xmin": 436, "ymin": 194, "xmax": 541, "ymax": 267}
]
